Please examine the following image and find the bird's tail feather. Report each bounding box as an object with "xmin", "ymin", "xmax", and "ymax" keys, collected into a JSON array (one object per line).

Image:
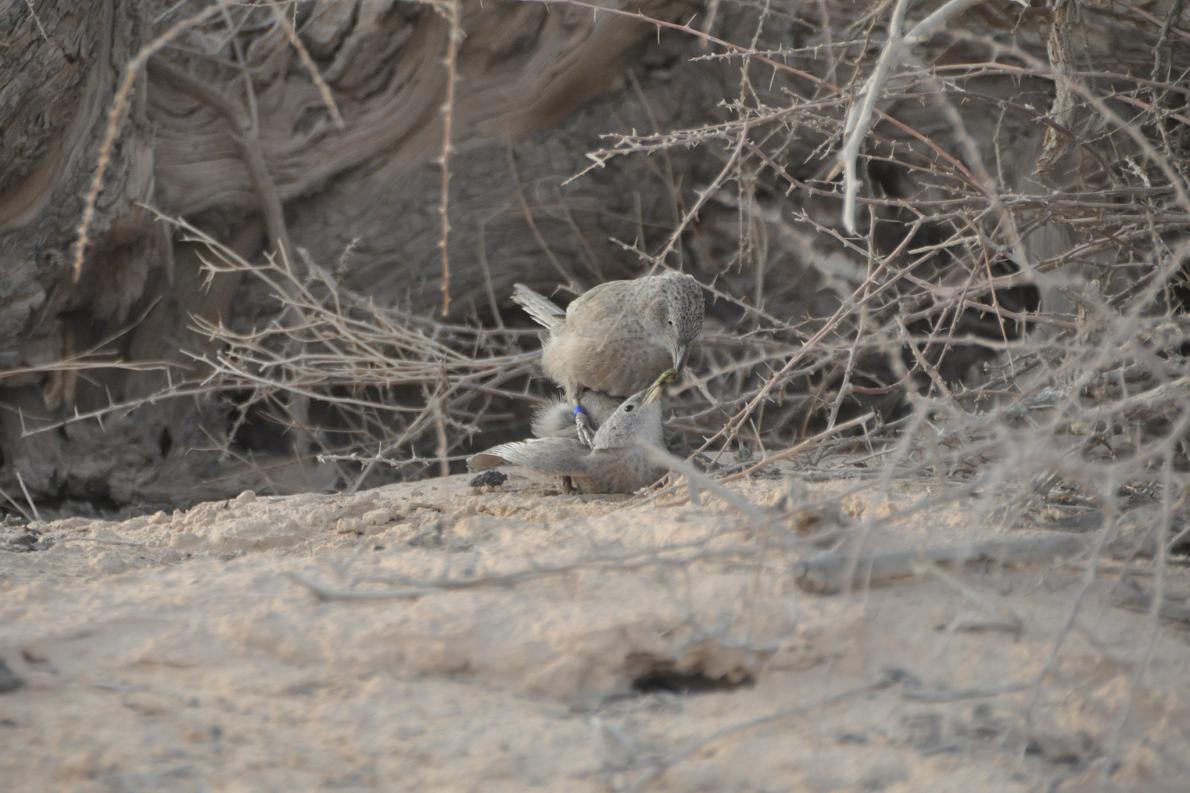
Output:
[
  {"xmin": 511, "ymin": 283, "xmax": 565, "ymax": 330},
  {"xmin": 467, "ymin": 452, "xmax": 509, "ymax": 471},
  {"xmin": 467, "ymin": 438, "xmax": 588, "ymax": 475}
]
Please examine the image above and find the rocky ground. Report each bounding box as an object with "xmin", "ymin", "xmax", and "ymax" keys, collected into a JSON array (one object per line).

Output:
[{"xmin": 1, "ymin": 470, "xmax": 1188, "ymax": 792}]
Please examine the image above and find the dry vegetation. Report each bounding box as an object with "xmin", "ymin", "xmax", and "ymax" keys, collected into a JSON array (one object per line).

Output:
[
  {"xmin": 34, "ymin": 0, "xmax": 1186, "ymax": 536},
  {"xmin": 3, "ymin": 0, "xmax": 1190, "ymax": 789}
]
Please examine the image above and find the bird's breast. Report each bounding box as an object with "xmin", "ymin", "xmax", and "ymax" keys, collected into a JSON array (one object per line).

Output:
[{"xmin": 558, "ymin": 334, "xmax": 671, "ymax": 396}]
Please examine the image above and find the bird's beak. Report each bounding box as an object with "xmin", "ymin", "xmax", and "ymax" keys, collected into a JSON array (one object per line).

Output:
[
  {"xmin": 644, "ymin": 382, "xmax": 664, "ymax": 404},
  {"xmin": 645, "ymin": 369, "xmax": 674, "ymax": 404},
  {"xmin": 671, "ymin": 344, "xmax": 689, "ymax": 373}
]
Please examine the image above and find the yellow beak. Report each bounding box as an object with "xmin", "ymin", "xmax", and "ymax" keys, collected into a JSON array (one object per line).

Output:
[{"xmin": 645, "ymin": 368, "xmax": 676, "ymax": 403}]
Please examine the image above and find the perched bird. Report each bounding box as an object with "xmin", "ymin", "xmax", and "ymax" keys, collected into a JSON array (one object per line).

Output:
[
  {"xmin": 468, "ymin": 372, "xmax": 671, "ymax": 494},
  {"xmin": 512, "ymin": 272, "xmax": 703, "ymax": 444}
]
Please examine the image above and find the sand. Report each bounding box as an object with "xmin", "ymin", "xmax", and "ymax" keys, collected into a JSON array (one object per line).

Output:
[{"xmin": 2, "ymin": 471, "xmax": 1188, "ymax": 792}]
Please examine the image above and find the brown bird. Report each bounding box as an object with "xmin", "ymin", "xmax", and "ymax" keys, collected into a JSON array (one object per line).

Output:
[
  {"xmin": 512, "ymin": 272, "xmax": 703, "ymax": 444},
  {"xmin": 468, "ymin": 373, "xmax": 670, "ymax": 494}
]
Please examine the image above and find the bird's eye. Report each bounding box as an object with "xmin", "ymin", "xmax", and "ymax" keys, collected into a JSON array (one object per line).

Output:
[
  {"xmin": 667, "ymin": 320, "xmax": 674, "ymax": 326},
  {"xmin": 625, "ymin": 404, "xmax": 635, "ymax": 412}
]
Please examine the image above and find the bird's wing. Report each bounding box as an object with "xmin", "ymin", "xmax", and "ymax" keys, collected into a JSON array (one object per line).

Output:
[
  {"xmin": 564, "ymin": 280, "xmax": 645, "ymax": 338},
  {"xmin": 511, "ymin": 284, "xmax": 565, "ymax": 331},
  {"xmin": 467, "ymin": 438, "xmax": 590, "ymax": 475}
]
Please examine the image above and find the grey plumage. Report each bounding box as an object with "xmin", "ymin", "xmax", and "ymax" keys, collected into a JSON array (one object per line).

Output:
[
  {"xmin": 468, "ymin": 379, "xmax": 667, "ymax": 494},
  {"xmin": 510, "ymin": 283, "xmax": 566, "ymax": 332},
  {"xmin": 530, "ymin": 390, "xmax": 620, "ymax": 439}
]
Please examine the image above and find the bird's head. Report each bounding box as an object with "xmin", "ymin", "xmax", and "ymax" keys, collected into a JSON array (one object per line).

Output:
[
  {"xmin": 591, "ymin": 377, "xmax": 667, "ymax": 451},
  {"xmin": 647, "ymin": 273, "xmax": 704, "ymax": 373}
]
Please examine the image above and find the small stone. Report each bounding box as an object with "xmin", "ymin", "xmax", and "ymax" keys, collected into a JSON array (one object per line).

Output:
[
  {"xmin": 359, "ymin": 508, "xmax": 395, "ymax": 534},
  {"xmin": 469, "ymin": 470, "xmax": 507, "ymax": 488}
]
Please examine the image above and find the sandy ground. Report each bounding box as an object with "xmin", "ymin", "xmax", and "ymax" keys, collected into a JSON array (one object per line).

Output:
[{"xmin": 1, "ymin": 470, "xmax": 1188, "ymax": 792}]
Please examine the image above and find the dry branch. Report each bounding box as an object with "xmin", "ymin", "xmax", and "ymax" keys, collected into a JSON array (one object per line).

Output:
[
  {"xmin": 70, "ymin": 3, "xmax": 225, "ymax": 282},
  {"xmin": 793, "ymin": 534, "xmax": 1093, "ymax": 594}
]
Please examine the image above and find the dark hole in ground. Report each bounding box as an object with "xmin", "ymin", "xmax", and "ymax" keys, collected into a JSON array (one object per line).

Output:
[{"xmin": 630, "ymin": 666, "xmax": 755, "ymax": 696}]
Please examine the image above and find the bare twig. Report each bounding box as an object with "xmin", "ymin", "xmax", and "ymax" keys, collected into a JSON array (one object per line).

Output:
[
  {"xmin": 793, "ymin": 534, "xmax": 1092, "ymax": 594},
  {"xmin": 71, "ymin": 3, "xmax": 224, "ymax": 282},
  {"xmin": 14, "ymin": 471, "xmax": 42, "ymax": 525},
  {"xmin": 268, "ymin": 4, "xmax": 345, "ymax": 129},
  {"xmin": 436, "ymin": 0, "xmax": 463, "ymax": 315}
]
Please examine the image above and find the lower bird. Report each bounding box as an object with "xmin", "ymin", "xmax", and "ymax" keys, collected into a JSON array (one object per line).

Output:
[{"xmin": 468, "ymin": 371, "xmax": 672, "ymax": 494}]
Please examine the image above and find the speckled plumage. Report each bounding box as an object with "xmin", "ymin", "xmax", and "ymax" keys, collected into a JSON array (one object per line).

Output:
[{"xmin": 512, "ymin": 272, "xmax": 704, "ymax": 401}]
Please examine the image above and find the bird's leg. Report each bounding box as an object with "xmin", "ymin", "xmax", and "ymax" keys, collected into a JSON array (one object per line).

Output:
[
  {"xmin": 573, "ymin": 403, "xmax": 595, "ymax": 447},
  {"xmin": 568, "ymin": 385, "xmax": 596, "ymax": 447}
]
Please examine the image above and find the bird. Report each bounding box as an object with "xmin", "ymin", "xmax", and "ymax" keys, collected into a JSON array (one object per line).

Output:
[
  {"xmin": 467, "ymin": 371, "xmax": 671, "ymax": 494},
  {"xmin": 512, "ymin": 271, "xmax": 703, "ymax": 445}
]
